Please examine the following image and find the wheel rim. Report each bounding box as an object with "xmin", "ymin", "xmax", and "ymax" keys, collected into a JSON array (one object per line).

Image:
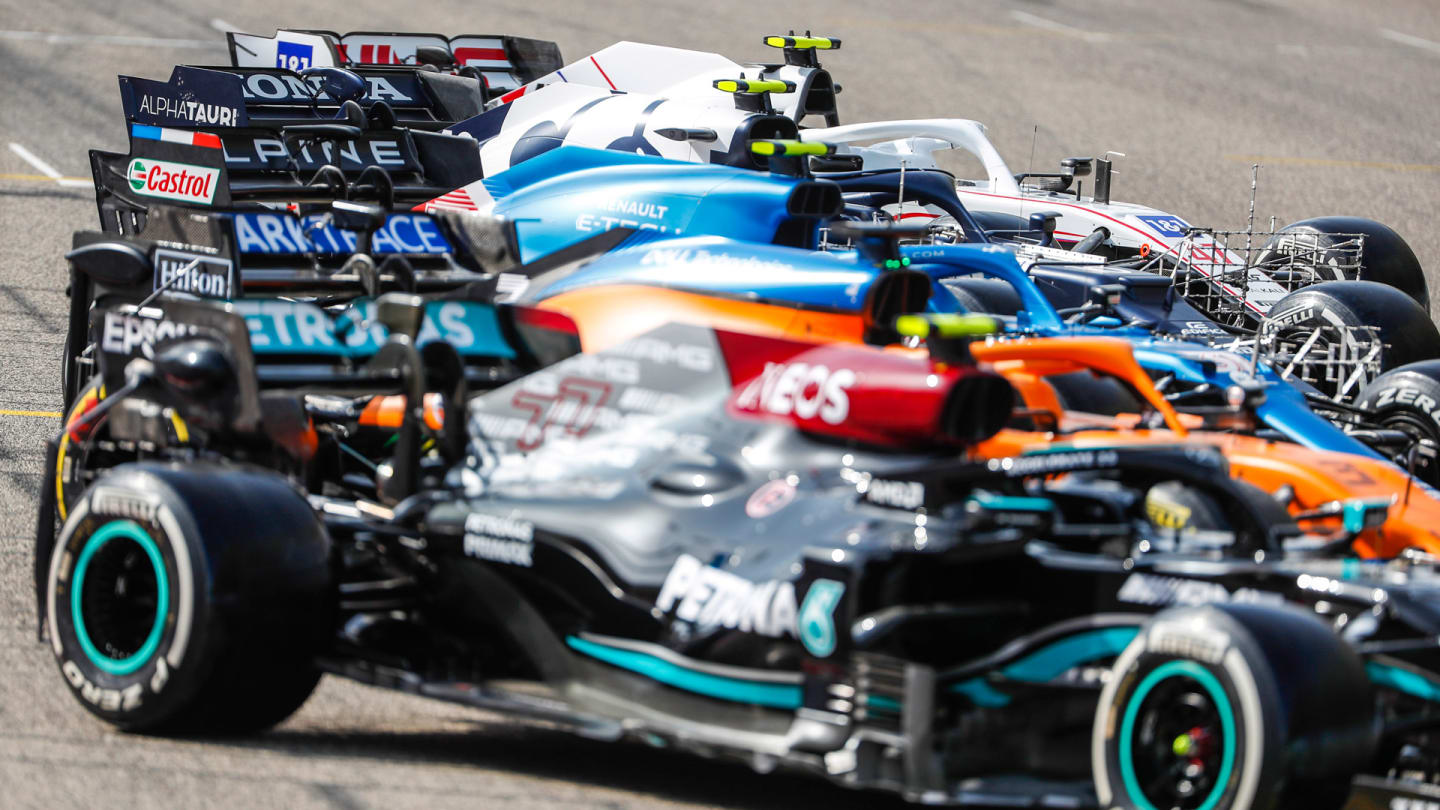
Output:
[
  {"xmin": 70, "ymin": 520, "xmax": 169, "ymax": 676},
  {"xmin": 1118, "ymin": 660, "xmax": 1237, "ymax": 810},
  {"xmin": 1271, "ymin": 324, "xmax": 1380, "ymax": 402}
]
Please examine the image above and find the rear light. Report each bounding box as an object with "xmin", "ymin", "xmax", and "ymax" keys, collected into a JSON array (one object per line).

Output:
[{"xmin": 65, "ymin": 385, "xmax": 105, "ymax": 441}]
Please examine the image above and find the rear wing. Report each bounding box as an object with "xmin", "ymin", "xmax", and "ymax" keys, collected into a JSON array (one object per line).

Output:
[
  {"xmin": 91, "ymin": 294, "xmax": 522, "ymax": 393},
  {"xmin": 75, "ymin": 216, "xmax": 532, "ymax": 395},
  {"xmin": 122, "ymin": 63, "xmax": 488, "ymax": 131},
  {"xmin": 90, "ymin": 127, "xmax": 232, "ymax": 232},
  {"xmin": 75, "ymin": 201, "xmax": 519, "ymax": 298},
  {"xmin": 212, "ymin": 65, "xmax": 486, "ymax": 129},
  {"xmin": 227, "ymin": 29, "xmax": 563, "ymax": 96}
]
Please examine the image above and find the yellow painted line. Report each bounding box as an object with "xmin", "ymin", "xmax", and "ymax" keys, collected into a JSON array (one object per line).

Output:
[
  {"xmin": 0, "ymin": 409, "xmax": 62, "ymax": 418},
  {"xmin": 824, "ymin": 15, "xmax": 1175, "ymax": 40},
  {"xmin": 1224, "ymin": 154, "xmax": 1440, "ymax": 173},
  {"xmin": 823, "ymin": 16, "xmax": 1080, "ymax": 38},
  {"xmin": 0, "ymin": 172, "xmax": 89, "ymax": 183}
]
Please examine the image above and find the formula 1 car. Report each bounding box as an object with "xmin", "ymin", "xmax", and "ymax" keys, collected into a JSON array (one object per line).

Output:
[{"xmin": 35, "ymin": 291, "xmax": 1440, "ymax": 808}]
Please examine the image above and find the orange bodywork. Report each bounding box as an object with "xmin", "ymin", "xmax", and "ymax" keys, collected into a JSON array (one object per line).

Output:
[
  {"xmin": 359, "ymin": 392, "xmax": 445, "ymax": 431},
  {"xmin": 968, "ymin": 337, "xmax": 1428, "ymax": 557},
  {"xmin": 979, "ymin": 428, "xmax": 1437, "ymax": 557},
  {"xmin": 970, "ymin": 337, "xmax": 1189, "ymax": 436},
  {"xmin": 536, "ymin": 283, "xmax": 869, "ymax": 351}
]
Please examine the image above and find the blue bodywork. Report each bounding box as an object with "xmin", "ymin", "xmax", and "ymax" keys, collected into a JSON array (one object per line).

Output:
[{"xmin": 484, "ymin": 147, "xmax": 818, "ymax": 263}]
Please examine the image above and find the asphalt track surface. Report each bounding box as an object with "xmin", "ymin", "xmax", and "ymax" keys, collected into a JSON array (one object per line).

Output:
[{"xmin": 1, "ymin": 0, "xmax": 1438, "ymax": 807}]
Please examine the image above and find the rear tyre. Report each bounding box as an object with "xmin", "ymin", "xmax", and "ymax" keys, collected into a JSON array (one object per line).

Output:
[
  {"xmin": 1093, "ymin": 604, "xmax": 1374, "ymax": 810},
  {"xmin": 1048, "ymin": 371, "xmax": 1145, "ymax": 416},
  {"xmin": 1264, "ymin": 281, "xmax": 1440, "ymax": 402},
  {"xmin": 1353, "ymin": 360, "xmax": 1440, "ymax": 487},
  {"xmin": 45, "ymin": 463, "xmax": 331, "ymax": 733},
  {"xmin": 1258, "ymin": 217, "xmax": 1427, "ymax": 311},
  {"xmin": 1143, "ymin": 479, "xmax": 1295, "ymax": 536},
  {"xmin": 941, "ymin": 277, "xmax": 1024, "ymax": 316}
]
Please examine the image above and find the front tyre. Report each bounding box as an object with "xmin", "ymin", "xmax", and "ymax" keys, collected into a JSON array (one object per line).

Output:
[
  {"xmin": 1353, "ymin": 360, "xmax": 1440, "ymax": 487},
  {"xmin": 1258, "ymin": 217, "xmax": 1427, "ymax": 311},
  {"xmin": 1093, "ymin": 604, "xmax": 1373, "ymax": 809},
  {"xmin": 1264, "ymin": 281, "xmax": 1440, "ymax": 402},
  {"xmin": 45, "ymin": 463, "xmax": 330, "ymax": 733}
]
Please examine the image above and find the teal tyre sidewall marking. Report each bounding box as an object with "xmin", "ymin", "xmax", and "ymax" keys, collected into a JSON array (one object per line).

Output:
[
  {"xmin": 70, "ymin": 520, "xmax": 170, "ymax": 676},
  {"xmin": 1117, "ymin": 659, "xmax": 1238, "ymax": 810}
]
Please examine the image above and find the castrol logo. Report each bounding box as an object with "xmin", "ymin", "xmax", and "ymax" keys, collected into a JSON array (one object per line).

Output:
[{"xmin": 126, "ymin": 158, "xmax": 218, "ymax": 204}]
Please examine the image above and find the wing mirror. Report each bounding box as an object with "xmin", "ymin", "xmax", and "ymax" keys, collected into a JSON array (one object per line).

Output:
[
  {"xmin": 302, "ymin": 66, "xmax": 368, "ymax": 104},
  {"xmin": 827, "ymin": 220, "xmax": 930, "ymax": 266},
  {"xmin": 414, "ymin": 45, "xmax": 455, "ymax": 68},
  {"xmin": 329, "ymin": 199, "xmax": 387, "ymax": 233},
  {"xmin": 1014, "ymin": 158, "xmax": 1093, "ymax": 195},
  {"xmin": 66, "ymin": 242, "xmax": 150, "ymax": 286},
  {"xmin": 154, "ymin": 337, "xmax": 232, "ymax": 396},
  {"xmin": 1028, "ymin": 211, "xmax": 1059, "ymax": 247}
]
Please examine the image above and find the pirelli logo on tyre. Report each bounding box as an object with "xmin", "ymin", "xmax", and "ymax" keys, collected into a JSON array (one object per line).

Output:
[{"xmin": 126, "ymin": 158, "xmax": 219, "ymax": 205}]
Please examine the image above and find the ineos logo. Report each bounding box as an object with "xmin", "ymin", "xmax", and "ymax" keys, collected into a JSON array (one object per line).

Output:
[{"xmin": 734, "ymin": 362, "xmax": 855, "ymax": 424}]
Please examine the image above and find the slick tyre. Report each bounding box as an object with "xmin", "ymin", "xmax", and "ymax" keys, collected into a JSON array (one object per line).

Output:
[
  {"xmin": 1142, "ymin": 479, "xmax": 1294, "ymax": 537},
  {"xmin": 1264, "ymin": 281, "xmax": 1440, "ymax": 402},
  {"xmin": 45, "ymin": 462, "xmax": 330, "ymax": 733},
  {"xmin": 1353, "ymin": 360, "xmax": 1440, "ymax": 487},
  {"xmin": 1258, "ymin": 217, "xmax": 1428, "ymax": 311},
  {"xmin": 1093, "ymin": 604, "xmax": 1374, "ymax": 810},
  {"xmin": 941, "ymin": 278, "xmax": 1024, "ymax": 316},
  {"xmin": 1048, "ymin": 371, "xmax": 1144, "ymax": 415}
]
